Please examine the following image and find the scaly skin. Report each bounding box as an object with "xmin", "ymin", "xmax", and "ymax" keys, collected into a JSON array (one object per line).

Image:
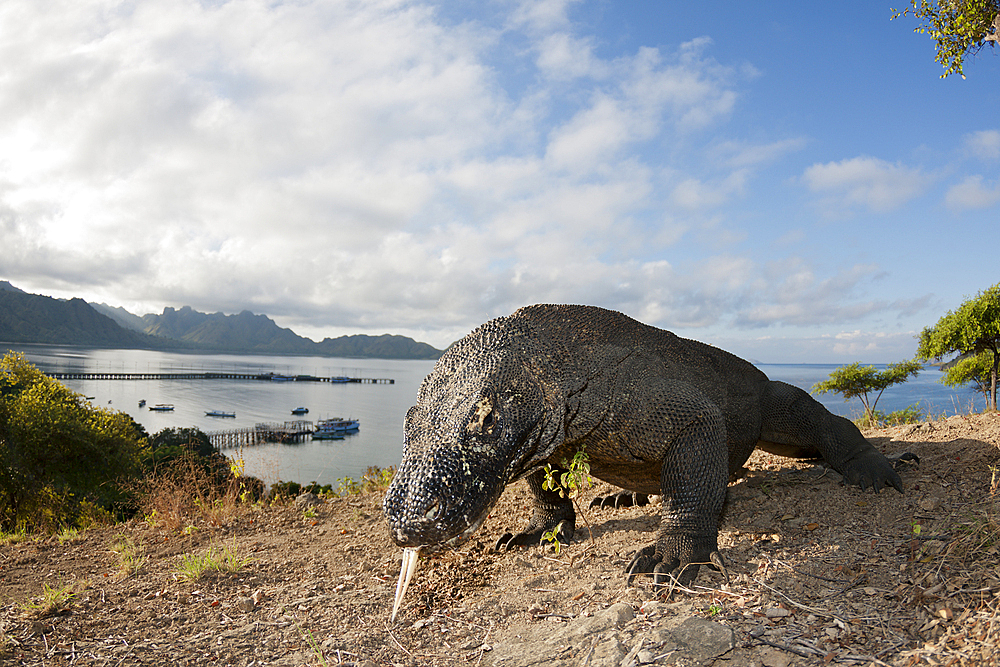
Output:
[{"xmin": 383, "ymin": 304, "xmax": 908, "ymax": 587}]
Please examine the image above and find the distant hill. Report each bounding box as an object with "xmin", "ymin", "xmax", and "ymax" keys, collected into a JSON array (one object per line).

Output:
[
  {"xmin": 0, "ymin": 290, "xmax": 181, "ymax": 349},
  {"xmin": 141, "ymin": 307, "xmax": 316, "ymax": 355},
  {"xmin": 92, "ymin": 302, "xmax": 148, "ymax": 332},
  {"xmin": 0, "ymin": 282, "xmax": 442, "ymax": 359},
  {"xmin": 0, "ymin": 281, "xmax": 25, "ymax": 294},
  {"xmin": 315, "ymin": 333, "xmax": 443, "ymax": 359},
  {"xmin": 140, "ymin": 306, "xmax": 442, "ymax": 359}
]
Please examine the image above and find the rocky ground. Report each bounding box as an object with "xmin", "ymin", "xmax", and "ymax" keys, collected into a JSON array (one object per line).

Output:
[{"xmin": 2, "ymin": 412, "xmax": 1000, "ymax": 666}]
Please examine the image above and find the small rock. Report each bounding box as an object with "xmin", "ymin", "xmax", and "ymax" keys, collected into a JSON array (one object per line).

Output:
[
  {"xmin": 656, "ymin": 616, "xmax": 736, "ymax": 662},
  {"xmin": 294, "ymin": 492, "xmax": 322, "ymax": 508},
  {"xmin": 237, "ymin": 597, "xmax": 255, "ymax": 613},
  {"xmin": 765, "ymin": 607, "xmax": 790, "ymax": 618},
  {"xmin": 640, "ymin": 600, "xmax": 664, "ymax": 616},
  {"xmin": 919, "ymin": 497, "xmax": 942, "ymax": 511},
  {"xmin": 637, "ymin": 649, "xmax": 656, "ymax": 663},
  {"xmin": 761, "ymin": 647, "xmax": 793, "ymax": 667}
]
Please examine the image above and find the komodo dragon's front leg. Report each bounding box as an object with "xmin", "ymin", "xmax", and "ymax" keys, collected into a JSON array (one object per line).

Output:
[{"xmin": 624, "ymin": 407, "xmax": 729, "ymax": 587}]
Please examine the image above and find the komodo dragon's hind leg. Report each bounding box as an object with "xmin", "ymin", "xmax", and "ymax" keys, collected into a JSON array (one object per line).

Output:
[{"xmin": 758, "ymin": 381, "xmax": 910, "ymax": 492}]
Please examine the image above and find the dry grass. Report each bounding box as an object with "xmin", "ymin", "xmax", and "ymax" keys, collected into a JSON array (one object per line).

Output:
[
  {"xmin": 892, "ymin": 488, "xmax": 1000, "ymax": 665},
  {"xmin": 138, "ymin": 452, "xmax": 260, "ymax": 533}
]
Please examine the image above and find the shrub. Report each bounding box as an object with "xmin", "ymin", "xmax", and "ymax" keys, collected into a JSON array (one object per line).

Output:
[{"xmin": 0, "ymin": 352, "xmax": 146, "ymax": 532}]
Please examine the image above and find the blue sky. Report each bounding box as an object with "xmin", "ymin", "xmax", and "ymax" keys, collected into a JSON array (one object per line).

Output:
[{"xmin": 1, "ymin": 0, "xmax": 997, "ymax": 362}]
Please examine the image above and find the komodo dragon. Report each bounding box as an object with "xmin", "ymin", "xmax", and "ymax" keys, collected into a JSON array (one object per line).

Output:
[{"xmin": 383, "ymin": 304, "xmax": 912, "ymax": 588}]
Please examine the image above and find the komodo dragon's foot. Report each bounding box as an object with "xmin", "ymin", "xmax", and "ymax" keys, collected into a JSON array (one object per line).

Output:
[
  {"xmin": 888, "ymin": 452, "xmax": 920, "ymax": 469},
  {"xmin": 840, "ymin": 449, "xmax": 911, "ymax": 492},
  {"xmin": 626, "ymin": 535, "xmax": 726, "ymax": 591},
  {"xmin": 589, "ymin": 492, "xmax": 650, "ymax": 510}
]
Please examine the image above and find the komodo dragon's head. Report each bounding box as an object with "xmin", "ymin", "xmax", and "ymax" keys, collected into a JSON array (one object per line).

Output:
[{"xmin": 383, "ymin": 315, "xmax": 559, "ymax": 549}]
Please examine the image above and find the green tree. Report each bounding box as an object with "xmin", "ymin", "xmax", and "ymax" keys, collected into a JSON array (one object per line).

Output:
[
  {"xmin": 940, "ymin": 350, "xmax": 996, "ymax": 408},
  {"xmin": 916, "ymin": 283, "xmax": 1000, "ymax": 410},
  {"xmin": 891, "ymin": 1, "xmax": 1000, "ymax": 78},
  {"xmin": 812, "ymin": 360, "xmax": 922, "ymax": 426},
  {"xmin": 0, "ymin": 352, "xmax": 147, "ymax": 532}
]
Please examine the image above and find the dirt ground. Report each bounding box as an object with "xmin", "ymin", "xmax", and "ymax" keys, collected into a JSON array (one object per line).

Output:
[{"xmin": 2, "ymin": 412, "xmax": 1000, "ymax": 666}]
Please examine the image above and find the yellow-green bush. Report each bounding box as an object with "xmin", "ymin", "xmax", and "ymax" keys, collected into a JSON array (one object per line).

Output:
[{"xmin": 0, "ymin": 352, "xmax": 146, "ymax": 532}]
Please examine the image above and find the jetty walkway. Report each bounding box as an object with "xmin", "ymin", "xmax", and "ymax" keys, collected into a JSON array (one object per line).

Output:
[
  {"xmin": 46, "ymin": 371, "xmax": 393, "ymax": 384},
  {"xmin": 208, "ymin": 421, "xmax": 315, "ymax": 449}
]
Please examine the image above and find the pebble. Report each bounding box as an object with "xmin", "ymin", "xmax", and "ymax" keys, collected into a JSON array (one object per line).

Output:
[
  {"xmin": 765, "ymin": 607, "xmax": 790, "ymax": 618},
  {"xmin": 636, "ymin": 649, "xmax": 655, "ymax": 663}
]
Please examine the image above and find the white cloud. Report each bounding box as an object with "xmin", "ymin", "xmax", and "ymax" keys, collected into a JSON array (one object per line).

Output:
[
  {"xmin": 535, "ymin": 32, "xmax": 603, "ymax": 80},
  {"xmin": 508, "ymin": 0, "xmax": 581, "ymax": 32},
  {"xmin": 717, "ymin": 137, "xmax": 808, "ymax": 169},
  {"xmin": 945, "ymin": 175, "xmax": 1000, "ymax": 210},
  {"xmin": 802, "ymin": 156, "xmax": 932, "ymax": 213},
  {"xmin": 963, "ymin": 129, "xmax": 1000, "ymax": 160},
  {"xmin": 671, "ymin": 170, "xmax": 747, "ymax": 210},
  {"xmin": 0, "ymin": 0, "xmax": 940, "ymax": 360}
]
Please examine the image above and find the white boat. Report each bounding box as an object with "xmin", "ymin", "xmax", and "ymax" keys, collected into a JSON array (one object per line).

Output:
[
  {"xmin": 315, "ymin": 417, "xmax": 360, "ymax": 435},
  {"xmin": 149, "ymin": 404, "xmax": 174, "ymax": 412},
  {"xmin": 291, "ymin": 406, "xmax": 309, "ymax": 415},
  {"xmin": 205, "ymin": 410, "xmax": 236, "ymax": 418}
]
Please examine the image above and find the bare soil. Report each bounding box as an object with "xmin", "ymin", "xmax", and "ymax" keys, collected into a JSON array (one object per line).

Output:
[{"xmin": 3, "ymin": 413, "xmax": 1000, "ymax": 666}]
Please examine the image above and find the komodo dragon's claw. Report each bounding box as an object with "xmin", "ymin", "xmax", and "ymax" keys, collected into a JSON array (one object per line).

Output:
[
  {"xmin": 841, "ymin": 449, "xmax": 907, "ymax": 493},
  {"xmin": 625, "ymin": 535, "xmax": 724, "ymax": 592},
  {"xmin": 589, "ymin": 492, "xmax": 650, "ymax": 510},
  {"xmin": 495, "ymin": 519, "xmax": 574, "ymax": 551}
]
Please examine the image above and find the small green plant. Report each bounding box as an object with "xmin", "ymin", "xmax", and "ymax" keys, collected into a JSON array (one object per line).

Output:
[
  {"xmin": 540, "ymin": 446, "xmax": 594, "ymax": 553},
  {"xmin": 303, "ymin": 505, "xmax": 317, "ymax": 519},
  {"xmin": 298, "ymin": 623, "xmax": 330, "ymax": 666},
  {"xmin": 21, "ymin": 582, "xmax": 78, "ymax": 618},
  {"xmin": 334, "ymin": 466, "xmax": 396, "ymax": 497},
  {"xmin": 110, "ymin": 535, "xmax": 146, "ymax": 579},
  {"xmin": 708, "ymin": 603, "xmax": 723, "ymax": 616},
  {"xmin": 56, "ymin": 526, "xmax": 83, "ymax": 544},
  {"xmin": 0, "ymin": 527, "xmax": 31, "ymax": 546},
  {"xmin": 176, "ymin": 541, "xmax": 252, "ymax": 581}
]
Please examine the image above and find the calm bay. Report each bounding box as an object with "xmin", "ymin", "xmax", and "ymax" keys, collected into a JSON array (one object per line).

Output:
[{"xmin": 4, "ymin": 343, "xmax": 984, "ymax": 487}]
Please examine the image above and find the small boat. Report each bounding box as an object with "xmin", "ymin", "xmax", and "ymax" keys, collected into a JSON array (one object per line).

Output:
[
  {"xmin": 291, "ymin": 406, "xmax": 309, "ymax": 415},
  {"xmin": 138, "ymin": 399, "xmax": 146, "ymax": 407},
  {"xmin": 312, "ymin": 431, "xmax": 345, "ymax": 441},
  {"xmin": 205, "ymin": 410, "xmax": 236, "ymax": 418},
  {"xmin": 271, "ymin": 374, "xmax": 294, "ymax": 382},
  {"xmin": 315, "ymin": 417, "xmax": 360, "ymax": 435},
  {"xmin": 330, "ymin": 376, "xmax": 352, "ymax": 383},
  {"xmin": 149, "ymin": 404, "xmax": 174, "ymax": 412}
]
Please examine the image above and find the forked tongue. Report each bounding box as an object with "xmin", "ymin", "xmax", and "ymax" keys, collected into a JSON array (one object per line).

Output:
[{"xmin": 391, "ymin": 547, "xmax": 420, "ymax": 622}]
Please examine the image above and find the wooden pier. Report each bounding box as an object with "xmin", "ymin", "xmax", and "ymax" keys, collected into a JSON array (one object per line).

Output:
[
  {"xmin": 46, "ymin": 371, "xmax": 393, "ymax": 384},
  {"xmin": 208, "ymin": 421, "xmax": 314, "ymax": 449}
]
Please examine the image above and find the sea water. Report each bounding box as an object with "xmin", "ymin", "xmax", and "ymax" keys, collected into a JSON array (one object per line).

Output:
[{"xmin": 3, "ymin": 344, "xmax": 983, "ymax": 487}]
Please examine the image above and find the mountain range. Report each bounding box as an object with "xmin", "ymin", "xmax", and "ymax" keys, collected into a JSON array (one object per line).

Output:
[{"xmin": 0, "ymin": 282, "xmax": 443, "ymax": 359}]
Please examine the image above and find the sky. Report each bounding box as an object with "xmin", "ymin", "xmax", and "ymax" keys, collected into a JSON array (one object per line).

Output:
[{"xmin": 1, "ymin": 0, "xmax": 998, "ymax": 363}]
